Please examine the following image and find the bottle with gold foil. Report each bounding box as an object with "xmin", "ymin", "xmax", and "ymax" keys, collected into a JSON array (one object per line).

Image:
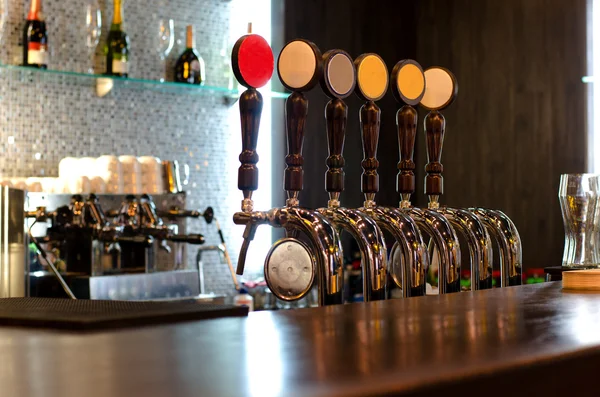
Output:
[
  {"xmin": 23, "ymin": 0, "xmax": 48, "ymax": 68},
  {"xmin": 174, "ymin": 25, "xmax": 205, "ymax": 85},
  {"xmin": 106, "ymin": 0, "xmax": 130, "ymax": 77}
]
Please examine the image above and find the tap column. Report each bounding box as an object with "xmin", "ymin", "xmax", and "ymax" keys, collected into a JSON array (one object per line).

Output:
[{"xmin": 317, "ymin": 49, "xmax": 388, "ymax": 302}]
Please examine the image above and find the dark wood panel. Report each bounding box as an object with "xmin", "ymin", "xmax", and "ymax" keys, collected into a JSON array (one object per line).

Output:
[
  {"xmin": 283, "ymin": 0, "xmax": 587, "ymax": 269},
  {"xmin": 282, "ymin": 0, "xmax": 419, "ymax": 212},
  {"xmin": 415, "ymin": 0, "xmax": 587, "ymax": 270}
]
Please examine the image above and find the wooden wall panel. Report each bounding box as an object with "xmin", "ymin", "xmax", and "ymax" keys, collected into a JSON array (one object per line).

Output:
[
  {"xmin": 283, "ymin": 0, "xmax": 588, "ymax": 270},
  {"xmin": 282, "ymin": 0, "xmax": 418, "ymax": 212},
  {"xmin": 415, "ymin": 0, "xmax": 587, "ymax": 269}
]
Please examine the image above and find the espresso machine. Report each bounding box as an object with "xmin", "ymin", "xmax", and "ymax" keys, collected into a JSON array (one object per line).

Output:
[
  {"xmin": 26, "ymin": 192, "xmax": 235, "ymax": 300},
  {"xmin": 230, "ymin": 35, "xmax": 524, "ymax": 307}
]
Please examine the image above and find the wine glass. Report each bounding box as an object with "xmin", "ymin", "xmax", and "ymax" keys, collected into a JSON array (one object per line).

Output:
[
  {"xmin": 0, "ymin": 0, "xmax": 7, "ymax": 46},
  {"xmin": 84, "ymin": 0, "xmax": 102, "ymax": 74},
  {"xmin": 155, "ymin": 19, "xmax": 174, "ymax": 82}
]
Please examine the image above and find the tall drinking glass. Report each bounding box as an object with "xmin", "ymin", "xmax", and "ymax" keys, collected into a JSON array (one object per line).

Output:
[
  {"xmin": 155, "ymin": 18, "xmax": 174, "ymax": 82},
  {"xmin": 85, "ymin": 0, "xmax": 102, "ymax": 73},
  {"xmin": 559, "ymin": 174, "xmax": 600, "ymax": 267}
]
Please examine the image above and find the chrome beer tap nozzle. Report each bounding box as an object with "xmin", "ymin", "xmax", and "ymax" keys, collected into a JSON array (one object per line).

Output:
[
  {"xmin": 471, "ymin": 208, "xmax": 523, "ymax": 287},
  {"xmin": 354, "ymin": 54, "xmax": 429, "ymax": 298},
  {"xmin": 392, "ymin": 61, "xmax": 466, "ymax": 294},
  {"xmin": 317, "ymin": 50, "xmax": 387, "ymax": 302}
]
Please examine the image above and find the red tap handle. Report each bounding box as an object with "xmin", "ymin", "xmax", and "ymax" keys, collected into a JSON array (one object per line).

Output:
[
  {"xmin": 360, "ymin": 101, "xmax": 381, "ymax": 195},
  {"xmin": 325, "ymin": 99, "xmax": 347, "ymax": 193},
  {"xmin": 396, "ymin": 105, "xmax": 418, "ymax": 195},
  {"xmin": 284, "ymin": 91, "xmax": 308, "ymax": 194},
  {"xmin": 424, "ymin": 110, "xmax": 445, "ymax": 196},
  {"xmin": 238, "ymin": 89, "xmax": 263, "ymax": 196}
]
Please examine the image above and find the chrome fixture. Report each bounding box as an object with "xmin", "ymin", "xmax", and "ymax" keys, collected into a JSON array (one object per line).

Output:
[
  {"xmin": 231, "ymin": 36, "xmax": 344, "ymax": 306},
  {"xmin": 316, "ymin": 49, "xmax": 387, "ymax": 302}
]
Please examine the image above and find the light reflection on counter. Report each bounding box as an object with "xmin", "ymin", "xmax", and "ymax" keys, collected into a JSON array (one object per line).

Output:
[
  {"xmin": 245, "ymin": 313, "xmax": 283, "ymax": 397},
  {"xmin": 569, "ymin": 296, "xmax": 600, "ymax": 345}
]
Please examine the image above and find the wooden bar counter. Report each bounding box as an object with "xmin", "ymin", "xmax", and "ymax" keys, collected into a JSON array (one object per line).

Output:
[{"xmin": 2, "ymin": 282, "xmax": 600, "ymax": 396}]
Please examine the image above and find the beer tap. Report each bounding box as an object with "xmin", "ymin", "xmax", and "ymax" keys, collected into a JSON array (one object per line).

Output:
[
  {"xmin": 470, "ymin": 208, "xmax": 522, "ymax": 287},
  {"xmin": 352, "ymin": 53, "xmax": 429, "ymax": 297},
  {"xmin": 394, "ymin": 63, "xmax": 493, "ymax": 291},
  {"xmin": 231, "ymin": 36, "xmax": 344, "ymax": 305},
  {"xmin": 315, "ymin": 49, "xmax": 387, "ymax": 302}
]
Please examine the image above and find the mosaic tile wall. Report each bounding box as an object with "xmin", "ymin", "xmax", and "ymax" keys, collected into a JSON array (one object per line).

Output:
[{"xmin": 0, "ymin": 0, "xmax": 243, "ymax": 295}]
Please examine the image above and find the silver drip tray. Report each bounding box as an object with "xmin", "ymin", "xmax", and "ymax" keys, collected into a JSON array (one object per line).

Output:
[
  {"xmin": 149, "ymin": 294, "xmax": 228, "ymax": 305},
  {"xmin": 30, "ymin": 270, "xmax": 212, "ymax": 301}
]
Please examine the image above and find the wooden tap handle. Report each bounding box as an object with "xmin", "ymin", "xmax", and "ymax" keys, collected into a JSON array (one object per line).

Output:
[
  {"xmin": 325, "ymin": 99, "xmax": 347, "ymax": 193},
  {"xmin": 285, "ymin": 91, "xmax": 308, "ymax": 193},
  {"xmin": 360, "ymin": 101, "xmax": 381, "ymax": 194},
  {"xmin": 237, "ymin": 89, "xmax": 263, "ymax": 195},
  {"xmin": 424, "ymin": 110, "xmax": 445, "ymax": 196},
  {"xmin": 396, "ymin": 105, "xmax": 418, "ymax": 194}
]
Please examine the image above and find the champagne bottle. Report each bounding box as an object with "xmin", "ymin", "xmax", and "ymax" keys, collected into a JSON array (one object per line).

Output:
[
  {"xmin": 174, "ymin": 25, "xmax": 205, "ymax": 85},
  {"xmin": 23, "ymin": 0, "xmax": 48, "ymax": 69},
  {"xmin": 106, "ymin": 0, "xmax": 130, "ymax": 77}
]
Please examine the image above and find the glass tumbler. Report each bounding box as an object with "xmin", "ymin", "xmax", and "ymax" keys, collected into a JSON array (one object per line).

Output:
[{"xmin": 559, "ymin": 174, "xmax": 600, "ymax": 267}]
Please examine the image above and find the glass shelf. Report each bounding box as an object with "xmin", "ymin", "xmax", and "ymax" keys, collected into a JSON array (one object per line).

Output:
[{"xmin": 0, "ymin": 63, "xmax": 290, "ymax": 99}]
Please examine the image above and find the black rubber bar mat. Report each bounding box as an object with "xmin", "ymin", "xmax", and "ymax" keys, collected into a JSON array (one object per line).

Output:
[{"xmin": 0, "ymin": 298, "xmax": 248, "ymax": 330}]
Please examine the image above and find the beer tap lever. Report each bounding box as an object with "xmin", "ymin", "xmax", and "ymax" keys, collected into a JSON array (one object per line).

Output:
[
  {"xmin": 352, "ymin": 53, "xmax": 429, "ymax": 298},
  {"xmin": 413, "ymin": 65, "xmax": 492, "ymax": 291},
  {"xmin": 316, "ymin": 49, "xmax": 387, "ymax": 302},
  {"xmin": 232, "ymin": 33, "xmax": 273, "ymax": 213},
  {"xmin": 268, "ymin": 39, "xmax": 344, "ymax": 305}
]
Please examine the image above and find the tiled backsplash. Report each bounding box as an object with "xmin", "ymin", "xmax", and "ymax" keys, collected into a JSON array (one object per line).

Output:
[{"xmin": 0, "ymin": 0, "xmax": 241, "ymax": 295}]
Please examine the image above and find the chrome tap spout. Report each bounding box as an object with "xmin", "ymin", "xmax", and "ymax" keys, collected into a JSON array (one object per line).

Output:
[
  {"xmin": 436, "ymin": 207, "xmax": 493, "ymax": 291},
  {"xmin": 361, "ymin": 205, "xmax": 428, "ymax": 297},
  {"xmin": 406, "ymin": 207, "xmax": 461, "ymax": 294},
  {"xmin": 234, "ymin": 207, "xmax": 344, "ymax": 306},
  {"xmin": 318, "ymin": 207, "xmax": 387, "ymax": 301},
  {"xmin": 471, "ymin": 208, "xmax": 523, "ymax": 287}
]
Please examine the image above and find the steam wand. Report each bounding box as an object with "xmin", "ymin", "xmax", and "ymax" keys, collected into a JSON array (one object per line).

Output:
[{"xmin": 28, "ymin": 219, "xmax": 77, "ymax": 300}]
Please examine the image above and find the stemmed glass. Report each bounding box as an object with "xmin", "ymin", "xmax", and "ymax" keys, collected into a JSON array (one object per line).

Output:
[
  {"xmin": 155, "ymin": 19, "xmax": 174, "ymax": 82},
  {"xmin": 84, "ymin": 0, "xmax": 102, "ymax": 74},
  {"xmin": 0, "ymin": 0, "xmax": 7, "ymax": 46}
]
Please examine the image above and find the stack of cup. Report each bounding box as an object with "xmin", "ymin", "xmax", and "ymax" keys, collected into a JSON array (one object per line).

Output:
[
  {"xmin": 58, "ymin": 157, "xmax": 103, "ymax": 194},
  {"xmin": 139, "ymin": 156, "xmax": 165, "ymax": 194},
  {"xmin": 96, "ymin": 155, "xmax": 124, "ymax": 194},
  {"xmin": 118, "ymin": 155, "xmax": 142, "ymax": 194}
]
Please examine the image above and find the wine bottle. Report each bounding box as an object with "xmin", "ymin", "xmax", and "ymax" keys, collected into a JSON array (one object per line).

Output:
[
  {"xmin": 23, "ymin": 0, "xmax": 48, "ymax": 69},
  {"xmin": 106, "ymin": 0, "xmax": 130, "ymax": 77},
  {"xmin": 174, "ymin": 25, "xmax": 205, "ymax": 85}
]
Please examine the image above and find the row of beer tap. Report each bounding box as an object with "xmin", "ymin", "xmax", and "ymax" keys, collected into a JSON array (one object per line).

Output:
[{"xmin": 230, "ymin": 34, "xmax": 523, "ymax": 306}]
